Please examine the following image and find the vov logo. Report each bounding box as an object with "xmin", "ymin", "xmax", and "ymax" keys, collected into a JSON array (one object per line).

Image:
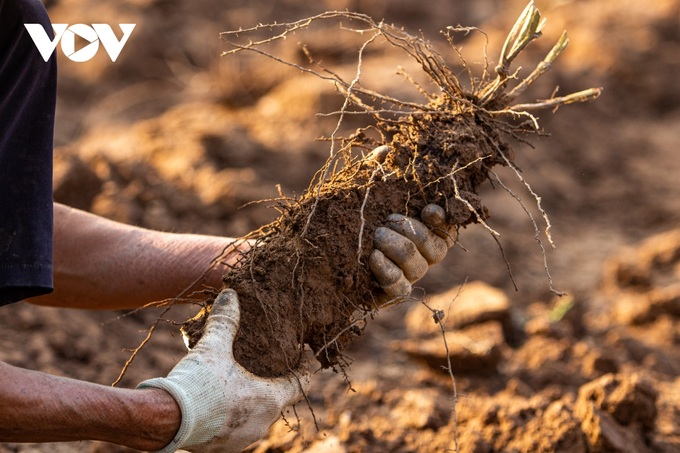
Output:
[{"xmin": 24, "ymin": 24, "xmax": 136, "ymax": 62}]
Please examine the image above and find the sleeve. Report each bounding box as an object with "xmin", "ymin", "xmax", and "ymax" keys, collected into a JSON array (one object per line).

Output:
[{"xmin": 0, "ymin": 0, "xmax": 58, "ymax": 306}]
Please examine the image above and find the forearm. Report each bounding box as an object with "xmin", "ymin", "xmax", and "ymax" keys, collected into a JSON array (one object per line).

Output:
[
  {"xmin": 0, "ymin": 361, "xmax": 179, "ymax": 450},
  {"xmin": 32, "ymin": 203, "xmax": 249, "ymax": 309}
]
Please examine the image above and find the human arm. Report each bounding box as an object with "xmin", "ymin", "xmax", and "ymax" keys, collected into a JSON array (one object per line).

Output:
[
  {"xmin": 0, "ymin": 361, "xmax": 180, "ymax": 451},
  {"xmin": 1, "ymin": 290, "xmax": 309, "ymax": 452},
  {"xmin": 31, "ymin": 203, "xmax": 249, "ymax": 310},
  {"xmin": 10, "ymin": 148, "xmax": 442, "ymax": 452}
]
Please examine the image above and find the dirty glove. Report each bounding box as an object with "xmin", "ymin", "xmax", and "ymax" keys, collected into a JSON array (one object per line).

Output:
[
  {"xmin": 370, "ymin": 205, "xmax": 456, "ymax": 299},
  {"xmin": 138, "ymin": 289, "xmax": 310, "ymax": 453}
]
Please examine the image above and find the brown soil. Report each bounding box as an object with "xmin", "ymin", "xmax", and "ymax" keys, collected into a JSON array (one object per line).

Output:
[
  {"xmin": 189, "ymin": 102, "xmax": 512, "ymax": 377},
  {"xmin": 1, "ymin": 1, "xmax": 679, "ymax": 452}
]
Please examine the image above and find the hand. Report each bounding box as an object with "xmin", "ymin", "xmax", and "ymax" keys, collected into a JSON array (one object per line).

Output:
[
  {"xmin": 370, "ymin": 204, "xmax": 456, "ymax": 300},
  {"xmin": 138, "ymin": 289, "xmax": 310, "ymax": 453}
]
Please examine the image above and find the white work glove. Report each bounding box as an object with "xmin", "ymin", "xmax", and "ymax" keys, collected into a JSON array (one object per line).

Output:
[
  {"xmin": 138, "ymin": 289, "xmax": 310, "ymax": 453},
  {"xmin": 370, "ymin": 206, "xmax": 456, "ymax": 299},
  {"xmin": 367, "ymin": 147, "xmax": 457, "ymax": 299}
]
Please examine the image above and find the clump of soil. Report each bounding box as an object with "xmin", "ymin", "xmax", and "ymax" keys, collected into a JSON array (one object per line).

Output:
[
  {"xmin": 184, "ymin": 6, "xmax": 600, "ymax": 377},
  {"xmin": 192, "ymin": 112, "xmax": 506, "ymax": 377}
]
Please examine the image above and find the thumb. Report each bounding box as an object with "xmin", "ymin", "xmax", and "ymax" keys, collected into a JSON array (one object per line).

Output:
[{"xmin": 195, "ymin": 288, "xmax": 241, "ymax": 352}]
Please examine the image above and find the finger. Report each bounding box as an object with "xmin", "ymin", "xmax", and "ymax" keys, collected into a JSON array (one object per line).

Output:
[
  {"xmin": 197, "ymin": 289, "xmax": 241, "ymax": 352},
  {"xmin": 381, "ymin": 275, "xmax": 412, "ymax": 300},
  {"xmin": 421, "ymin": 204, "xmax": 457, "ymax": 248},
  {"xmin": 369, "ymin": 249, "xmax": 412, "ymax": 298},
  {"xmin": 385, "ymin": 214, "xmax": 448, "ymax": 265},
  {"xmin": 373, "ymin": 226, "xmax": 428, "ymax": 282},
  {"xmin": 369, "ymin": 249, "xmax": 402, "ymax": 287},
  {"xmin": 368, "ymin": 145, "xmax": 390, "ymax": 163}
]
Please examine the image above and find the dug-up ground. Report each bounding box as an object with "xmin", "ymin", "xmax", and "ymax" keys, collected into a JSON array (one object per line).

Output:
[{"xmin": 1, "ymin": 0, "xmax": 679, "ymax": 452}]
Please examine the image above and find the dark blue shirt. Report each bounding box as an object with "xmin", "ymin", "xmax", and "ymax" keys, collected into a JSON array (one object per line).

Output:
[{"xmin": 0, "ymin": 0, "xmax": 57, "ymax": 305}]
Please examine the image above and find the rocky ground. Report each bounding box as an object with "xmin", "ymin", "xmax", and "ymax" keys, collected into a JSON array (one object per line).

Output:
[{"xmin": 1, "ymin": 0, "xmax": 679, "ymax": 452}]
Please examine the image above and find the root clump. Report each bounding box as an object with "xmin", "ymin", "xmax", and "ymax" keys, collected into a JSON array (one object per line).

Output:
[{"xmin": 183, "ymin": 3, "xmax": 601, "ymax": 377}]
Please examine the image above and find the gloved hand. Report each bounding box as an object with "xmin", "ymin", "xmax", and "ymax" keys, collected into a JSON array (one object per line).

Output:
[
  {"xmin": 138, "ymin": 289, "xmax": 310, "ymax": 453},
  {"xmin": 370, "ymin": 206, "xmax": 456, "ymax": 299},
  {"xmin": 368, "ymin": 147, "xmax": 457, "ymax": 300}
]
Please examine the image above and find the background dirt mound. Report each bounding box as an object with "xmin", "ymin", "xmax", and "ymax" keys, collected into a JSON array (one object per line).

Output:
[{"xmin": 1, "ymin": 0, "xmax": 679, "ymax": 451}]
